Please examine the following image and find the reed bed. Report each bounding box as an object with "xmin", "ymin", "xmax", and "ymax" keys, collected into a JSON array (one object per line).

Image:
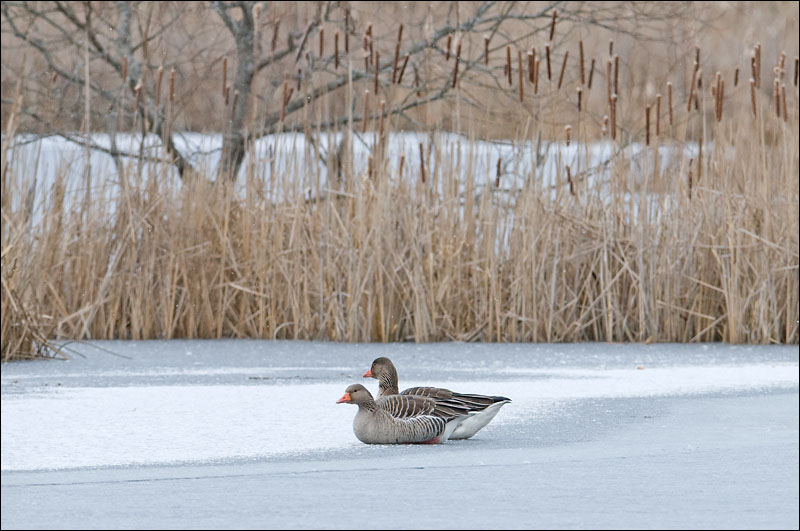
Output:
[{"xmin": 1, "ymin": 9, "xmax": 798, "ymax": 359}]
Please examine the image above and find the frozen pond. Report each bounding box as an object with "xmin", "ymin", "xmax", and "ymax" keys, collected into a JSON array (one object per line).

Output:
[{"xmin": 1, "ymin": 341, "xmax": 798, "ymax": 529}]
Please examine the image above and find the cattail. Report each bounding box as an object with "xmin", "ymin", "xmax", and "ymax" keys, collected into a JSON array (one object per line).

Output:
[
  {"xmin": 687, "ymin": 158, "xmax": 693, "ymax": 199},
  {"xmin": 718, "ymin": 79, "xmax": 725, "ymax": 121},
  {"xmin": 750, "ymin": 78, "xmax": 757, "ymax": 117},
  {"xmin": 222, "ymin": 57, "xmax": 227, "ymax": 98},
  {"xmin": 606, "ymin": 58, "xmax": 613, "ymax": 103},
  {"xmin": 754, "ymin": 43, "xmax": 761, "ymax": 88},
  {"xmin": 453, "ymin": 42, "xmax": 462, "ymax": 89},
  {"xmin": 545, "ymin": 44, "xmax": 552, "ymax": 81},
  {"xmin": 419, "ymin": 142, "xmax": 426, "ymax": 183},
  {"xmin": 507, "ymin": 45, "xmax": 513, "ymax": 85},
  {"xmin": 297, "ymin": 68, "xmax": 302, "ymax": 91},
  {"xmin": 319, "ymin": 28, "xmax": 324, "ymax": 57},
  {"xmin": 368, "ymin": 155, "xmax": 373, "ymax": 178},
  {"xmin": 565, "ymin": 124, "xmax": 571, "ymax": 146},
  {"xmin": 398, "ymin": 54, "xmax": 410, "ymax": 84},
  {"xmin": 557, "ymin": 51, "xmax": 569, "ymax": 90},
  {"xmin": 121, "ymin": 56, "xmax": 128, "ymax": 83},
  {"xmin": 169, "ymin": 67, "xmax": 175, "ymax": 104},
  {"xmin": 549, "ymin": 9, "xmax": 557, "ymax": 41},
  {"xmin": 495, "ymin": 157, "xmax": 502, "ymax": 188},
  {"xmin": 272, "ymin": 20, "xmax": 280, "ymax": 52},
  {"xmin": 397, "ymin": 24, "xmax": 404, "ymax": 47},
  {"xmin": 781, "ymin": 84, "xmax": 787, "ymax": 122},
  {"xmin": 613, "ymin": 54, "xmax": 619, "ymax": 96},
  {"xmin": 344, "ymin": 11, "xmax": 349, "ymax": 53},
  {"xmin": 281, "ymin": 77, "xmax": 288, "ymax": 121},
  {"xmin": 715, "ymin": 71, "xmax": 722, "ymax": 122},
  {"xmin": 334, "ymin": 32, "xmax": 339, "ymax": 69},
  {"xmin": 398, "ymin": 154, "xmax": 405, "ymax": 177},
  {"xmin": 698, "ymin": 138, "xmax": 703, "ymax": 181},
  {"xmin": 655, "ymin": 93, "xmax": 661, "ymax": 135},
  {"xmin": 694, "ymin": 69, "xmax": 702, "ymax": 110},
  {"xmin": 688, "ymin": 62, "xmax": 698, "ymax": 112},
  {"xmin": 378, "ymin": 100, "xmax": 386, "ymax": 139},
  {"xmin": 155, "ymin": 64, "xmax": 164, "ymax": 108},
  {"xmin": 794, "ymin": 56, "xmax": 799, "ymax": 87},
  {"xmin": 231, "ymin": 89, "xmax": 238, "ymax": 121},
  {"xmin": 695, "ymin": 45, "xmax": 700, "ymax": 66},
  {"xmin": 392, "ymin": 41, "xmax": 401, "ymax": 83},
  {"xmin": 484, "ymin": 35, "xmax": 490, "ymax": 66},
  {"xmin": 518, "ymin": 49, "xmax": 524, "ymax": 101},
  {"xmin": 414, "ymin": 64, "xmax": 421, "ymax": 97},
  {"xmin": 645, "ymin": 105, "xmax": 650, "ymax": 146},
  {"xmin": 566, "ymin": 165, "xmax": 575, "ymax": 196},
  {"xmin": 374, "ymin": 50, "xmax": 380, "ymax": 94},
  {"xmin": 608, "ymin": 39, "xmax": 614, "ymax": 57},
  {"xmin": 579, "ymin": 41, "xmax": 585, "ymax": 85},
  {"xmin": 577, "ymin": 86, "xmax": 582, "ymax": 112},
  {"xmin": 224, "ymin": 85, "xmax": 230, "ymax": 106},
  {"xmin": 588, "ymin": 58, "xmax": 595, "ymax": 89},
  {"xmin": 734, "ymin": 67, "xmax": 739, "ymax": 87},
  {"xmin": 528, "ymin": 51, "xmax": 535, "ymax": 84},
  {"xmin": 610, "ymin": 93, "xmax": 617, "ymax": 140},
  {"xmin": 534, "ymin": 57, "xmax": 540, "ymax": 94},
  {"xmin": 774, "ymin": 78, "xmax": 780, "ymax": 118},
  {"xmin": 667, "ymin": 82, "xmax": 673, "ymax": 125},
  {"xmin": 780, "ymin": 51, "xmax": 786, "ymax": 74},
  {"xmin": 362, "ymin": 90, "xmax": 369, "ymax": 133},
  {"xmin": 446, "ymin": 34, "xmax": 452, "ymax": 61}
]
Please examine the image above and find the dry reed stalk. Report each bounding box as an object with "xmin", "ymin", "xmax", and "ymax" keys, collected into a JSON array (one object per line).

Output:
[
  {"xmin": 378, "ymin": 99, "xmax": 386, "ymax": 139},
  {"xmin": 453, "ymin": 42, "xmax": 462, "ymax": 89},
  {"xmin": 606, "ymin": 58, "xmax": 612, "ymax": 103},
  {"xmin": 398, "ymin": 154, "xmax": 405, "ymax": 177},
  {"xmin": 698, "ymin": 138, "xmax": 703, "ymax": 181},
  {"xmin": 507, "ymin": 45, "xmax": 513, "ymax": 85},
  {"xmin": 645, "ymin": 105, "xmax": 650, "ymax": 145},
  {"xmin": 374, "ymin": 51, "xmax": 380, "ymax": 94},
  {"xmin": 695, "ymin": 45, "xmax": 700, "ymax": 66},
  {"xmin": 557, "ymin": 51, "xmax": 569, "ymax": 90},
  {"xmin": 222, "ymin": 57, "xmax": 227, "ymax": 98},
  {"xmin": 781, "ymin": 84, "xmax": 787, "ymax": 122},
  {"xmin": 446, "ymin": 34, "xmax": 452, "ymax": 61},
  {"xmin": 667, "ymin": 82, "xmax": 673, "ymax": 125},
  {"xmin": 588, "ymin": 58, "xmax": 595, "ymax": 89},
  {"xmin": 272, "ymin": 20, "xmax": 280, "ymax": 52},
  {"xmin": 656, "ymin": 93, "xmax": 661, "ymax": 135},
  {"xmin": 392, "ymin": 42, "xmax": 401, "ymax": 83},
  {"xmin": 495, "ymin": 157, "xmax": 502, "ymax": 187},
  {"xmin": 121, "ymin": 56, "xmax": 128, "ymax": 82},
  {"xmin": 545, "ymin": 44, "xmax": 552, "ymax": 81},
  {"xmin": 613, "ymin": 54, "xmax": 619, "ymax": 96},
  {"xmin": 549, "ymin": 9, "xmax": 557, "ymax": 41},
  {"xmin": 610, "ymin": 93, "xmax": 617, "ymax": 140},
  {"xmin": 688, "ymin": 62, "xmax": 698, "ymax": 112},
  {"xmin": 319, "ymin": 28, "xmax": 324, "ymax": 57},
  {"xmin": 364, "ymin": 42, "xmax": 369, "ymax": 72},
  {"xmin": 169, "ymin": 67, "xmax": 175, "ymax": 104},
  {"xmin": 774, "ymin": 78, "xmax": 781, "ymax": 118},
  {"xmin": 366, "ymin": 23, "xmax": 373, "ymax": 62},
  {"xmin": 418, "ymin": 142, "xmax": 425, "ymax": 183},
  {"xmin": 528, "ymin": 51, "xmax": 534, "ymax": 83},
  {"xmin": 484, "ymin": 35, "xmax": 490, "ymax": 66},
  {"xmin": 734, "ymin": 67, "xmax": 739, "ymax": 87},
  {"xmin": 565, "ymin": 124, "xmax": 571, "ymax": 146},
  {"xmin": 335, "ymin": 32, "xmax": 339, "ymax": 69},
  {"xmin": 750, "ymin": 78, "xmax": 757, "ymax": 117},
  {"xmin": 362, "ymin": 90, "xmax": 369, "ymax": 133},
  {"xmin": 579, "ymin": 40, "xmax": 585, "ymax": 85},
  {"xmin": 155, "ymin": 65, "xmax": 164, "ymax": 108},
  {"xmin": 397, "ymin": 53, "xmax": 409, "ymax": 84},
  {"xmin": 518, "ymin": 49, "xmax": 524, "ymax": 101},
  {"xmin": 577, "ymin": 86, "xmax": 582, "ymax": 112}
]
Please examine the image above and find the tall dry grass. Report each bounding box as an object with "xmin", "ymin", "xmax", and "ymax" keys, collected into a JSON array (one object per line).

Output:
[{"xmin": 1, "ymin": 6, "xmax": 798, "ymax": 358}]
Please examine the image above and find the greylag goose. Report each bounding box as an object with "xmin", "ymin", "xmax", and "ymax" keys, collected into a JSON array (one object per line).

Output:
[
  {"xmin": 363, "ymin": 357, "xmax": 511, "ymax": 439},
  {"xmin": 336, "ymin": 384, "xmax": 466, "ymax": 444}
]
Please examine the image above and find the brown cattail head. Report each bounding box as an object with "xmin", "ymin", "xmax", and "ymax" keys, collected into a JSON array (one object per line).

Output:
[
  {"xmin": 319, "ymin": 28, "xmax": 324, "ymax": 57},
  {"xmin": 398, "ymin": 154, "xmax": 405, "ymax": 177},
  {"xmin": 272, "ymin": 20, "xmax": 280, "ymax": 52},
  {"xmin": 225, "ymin": 85, "xmax": 230, "ymax": 106},
  {"xmin": 495, "ymin": 157, "xmax": 502, "ymax": 188},
  {"xmin": 695, "ymin": 45, "xmax": 700, "ymax": 66},
  {"xmin": 155, "ymin": 64, "xmax": 164, "ymax": 108},
  {"xmin": 517, "ymin": 49, "xmax": 524, "ymax": 101},
  {"xmin": 392, "ymin": 41, "xmax": 401, "ymax": 84},
  {"xmin": 606, "ymin": 58, "xmax": 613, "ymax": 103},
  {"xmin": 566, "ymin": 165, "xmax": 575, "ymax": 196},
  {"xmin": 484, "ymin": 35, "xmax": 490, "ymax": 66},
  {"xmin": 507, "ymin": 45, "xmax": 513, "ymax": 85},
  {"xmin": 335, "ymin": 32, "xmax": 340, "ymax": 69},
  {"xmin": 754, "ymin": 43, "xmax": 761, "ymax": 88},
  {"xmin": 545, "ymin": 44, "xmax": 552, "ymax": 81},
  {"xmin": 557, "ymin": 51, "xmax": 569, "ymax": 90},
  {"xmin": 577, "ymin": 86, "xmax": 582, "ymax": 112},
  {"xmin": 374, "ymin": 50, "xmax": 380, "ymax": 94},
  {"xmin": 734, "ymin": 67, "xmax": 739, "ymax": 87},
  {"xmin": 613, "ymin": 54, "xmax": 619, "ymax": 96},
  {"xmin": 656, "ymin": 93, "xmax": 661, "ymax": 135},
  {"xmin": 528, "ymin": 51, "xmax": 535, "ymax": 84},
  {"xmin": 121, "ymin": 56, "xmax": 128, "ymax": 82},
  {"xmin": 687, "ymin": 158, "xmax": 693, "ymax": 199},
  {"xmin": 398, "ymin": 54, "xmax": 410, "ymax": 84},
  {"xmin": 419, "ymin": 142, "xmax": 426, "ymax": 183},
  {"xmin": 667, "ymin": 82, "xmax": 673, "ymax": 125},
  {"xmin": 362, "ymin": 90, "xmax": 369, "ymax": 133},
  {"xmin": 608, "ymin": 39, "xmax": 614, "ymax": 57},
  {"xmin": 774, "ymin": 78, "xmax": 781, "ymax": 118},
  {"xmin": 588, "ymin": 58, "xmax": 595, "ymax": 89},
  {"xmin": 534, "ymin": 57, "xmax": 540, "ymax": 94},
  {"xmin": 344, "ymin": 10, "xmax": 349, "ymax": 53},
  {"xmin": 453, "ymin": 42, "xmax": 462, "ymax": 89},
  {"xmin": 397, "ymin": 24, "xmax": 404, "ymax": 44},
  {"xmin": 781, "ymin": 84, "xmax": 787, "ymax": 122},
  {"xmin": 446, "ymin": 34, "xmax": 452, "ymax": 61},
  {"xmin": 565, "ymin": 124, "xmax": 572, "ymax": 146},
  {"xmin": 645, "ymin": 105, "xmax": 650, "ymax": 146},
  {"xmin": 794, "ymin": 56, "xmax": 799, "ymax": 87},
  {"xmin": 718, "ymin": 79, "xmax": 725, "ymax": 122},
  {"xmin": 549, "ymin": 9, "xmax": 557, "ymax": 41},
  {"xmin": 169, "ymin": 67, "xmax": 175, "ymax": 104},
  {"xmin": 579, "ymin": 40, "xmax": 585, "ymax": 85},
  {"xmin": 222, "ymin": 57, "xmax": 227, "ymax": 98},
  {"xmin": 378, "ymin": 99, "xmax": 386, "ymax": 139},
  {"xmin": 750, "ymin": 78, "xmax": 757, "ymax": 117}
]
